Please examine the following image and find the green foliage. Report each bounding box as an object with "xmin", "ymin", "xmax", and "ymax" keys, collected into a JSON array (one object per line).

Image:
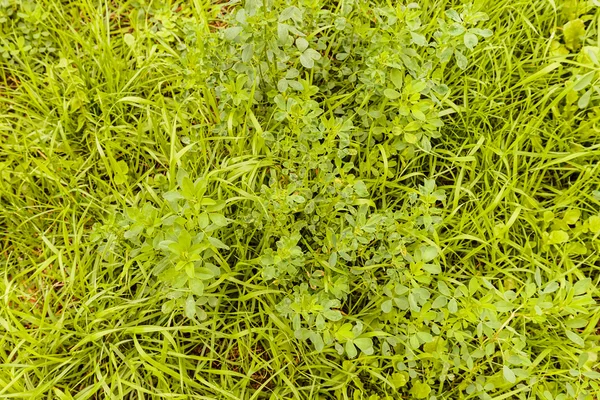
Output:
[
  {"xmin": 0, "ymin": 0, "xmax": 56, "ymax": 64},
  {"xmin": 109, "ymin": 170, "xmax": 231, "ymax": 319},
  {"xmin": 1, "ymin": 0, "xmax": 599, "ymax": 399},
  {"xmin": 550, "ymin": 0, "xmax": 600, "ymax": 111}
]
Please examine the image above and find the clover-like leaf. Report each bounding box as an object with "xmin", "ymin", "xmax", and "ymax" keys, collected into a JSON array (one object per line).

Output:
[
  {"xmin": 573, "ymin": 72, "xmax": 595, "ymax": 91},
  {"xmin": 209, "ymin": 213, "xmax": 230, "ymax": 227},
  {"xmin": 184, "ymin": 295, "xmax": 196, "ymax": 319},
  {"xmin": 299, "ymin": 48, "xmax": 321, "ymax": 68},
  {"xmin": 548, "ymin": 230, "xmax": 569, "ymax": 244},
  {"xmin": 279, "ymin": 6, "xmax": 303, "ymax": 23},
  {"xmin": 588, "ymin": 215, "xmax": 600, "ymax": 233},
  {"xmin": 566, "ymin": 330, "xmax": 585, "ymax": 347},
  {"xmin": 224, "ymin": 26, "xmax": 243, "ymax": 41},
  {"xmin": 345, "ymin": 340, "xmax": 357, "ymax": 358},
  {"xmin": 295, "ymin": 37, "xmax": 309, "ymax": 52},
  {"xmin": 503, "ymin": 365, "xmax": 516, "ymax": 383},
  {"xmin": 410, "ymin": 32, "xmax": 427, "ymax": 46},
  {"xmin": 410, "ymin": 380, "xmax": 432, "ymax": 399},
  {"xmin": 563, "ymin": 19, "xmax": 585, "ymax": 50},
  {"xmin": 418, "ymin": 245, "xmax": 439, "ymax": 262},
  {"xmin": 190, "ymin": 278, "xmax": 205, "ymax": 296},
  {"xmin": 455, "ymin": 50, "xmax": 468, "ymax": 69},
  {"xmin": 381, "ymin": 299, "xmax": 393, "ymax": 313},
  {"xmin": 578, "ymin": 89, "xmax": 592, "ymax": 108},
  {"xmin": 445, "ymin": 9, "xmax": 462, "ymax": 23},
  {"xmin": 383, "ymin": 88, "xmax": 401, "ymax": 99},
  {"xmin": 354, "ymin": 337, "xmax": 374, "ymax": 355},
  {"xmin": 124, "ymin": 33, "xmax": 135, "ymax": 48},
  {"xmin": 464, "ymin": 32, "xmax": 478, "ymax": 50},
  {"xmin": 208, "ymin": 236, "xmax": 229, "ymax": 250}
]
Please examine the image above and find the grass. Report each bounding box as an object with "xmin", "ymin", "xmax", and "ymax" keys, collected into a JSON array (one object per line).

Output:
[{"xmin": 1, "ymin": 0, "xmax": 599, "ymax": 399}]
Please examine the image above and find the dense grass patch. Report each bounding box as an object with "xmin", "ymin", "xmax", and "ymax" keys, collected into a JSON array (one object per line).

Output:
[{"xmin": 1, "ymin": 0, "xmax": 599, "ymax": 399}]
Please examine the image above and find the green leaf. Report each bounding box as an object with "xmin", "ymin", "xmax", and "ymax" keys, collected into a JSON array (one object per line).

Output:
[
  {"xmin": 410, "ymin": 32, "xmax": 427, "ymax": 46},
  {"xmin": 198, "ymin": 212, "xmax": 210, "ymax": 229},
  {"xmin": 224, "ymin": 26, "xmax": 243, "ymax": 41},
  {"xmin": 548, "ymin": 230, "xmax": 569, "ymax": 244},
  {"xmin": 196, "ymin": 308, "xmax": 208, "ymax": 321},
  {"xmin": 381, "ymin": 300, "xmax": 393, "ymax": 313},
  {"xmin": 277, "ymin": 23, "xmax": 289, "ymax": 43},
  {"xmin": 410, "ymin": 380, "xmax": 432, "ymax": 399},
  {"xmin": 412, "ymin": 108, "xmax": 426, "ymax": 121},
  {"xmin": 323, "ymin": 309, "xmax": 342, "ymax": 321},
  {"xmin": 578, "ymin": 89, "xmax": 592, "ymax": 108},
  {"xmin": 163, "ymin": 190, "xmax": 183, "ymax": 202},
  {"xmin": 573, "ymin": 71, "xmax": 595, "ymax": 91},
  {"xmin": 354, "ymin": 337, "xmax": 374, "ymax": 355},
  {"xmin": 563, "ymin": 19, "xmax": 585, "ymax": 50},
  {"xmin": 124, "ymin": 225, "xmax": 143, "ymax": 240},
  {"xmin": 209, "ymin": 213, "xmax": 230, "ymax": 227},
  {"xmin": 445, "ymin": 9, "xmax": 462, "ymax": 23},
  {"xmin": 404, "ymin": 121, "xmax": 421, "ymax": 132},
  {"xmin": 419, "ymin": 245, "xmax": 439, "ymax": 262},
  {"xmin": 448, "ymin": 23, "xmax": 466, "ymax": 36},
  {"xmin": 329, "ymin": 252, "xmax": 338, "ymax": 268},
  {"xmin": 184, "ymin": 295, "xmax": 196, "ymax": 319},
  {"xmin": 311, "ymin": 332, "xmax": 324, "ymax": 352},
  {"xmin": 162, "ymin": 300, "xmax": 175, "ymax": 314},
  {"xmin": 208, "ymin": 236, "xmax": 229, "ymax": 250},
  {"xmin": 563, "ymin": 209, "xmax": 580, "ymax": 225},
  {"xmin": 583, "ymin": 371, "xmax": 600, "ymax": 379},
  {"xmin": 353, "ymin": 180, "xmax": 369, "ymax": 197},
  {"xmin": 404, "ymin": 132, "xmax": 418, "ymax": 144},
  {"xmin": 345, "ymin": 340, "xmax": 357, "ymax": 358},
  {"xmin": 295, "ymin": 37, "xmax": 309, "ymax": 52},
  {"xmin": 455, "ymin": 50, "xmax": 468, "ymax": 69},
  {"xmin": 384, "ymin": 88, "xmax": 401, "ymax": 99},
  {"xmin": 241, "ymin": 43, "xmax": 254, "ymax": 63},
  {"xmin": 185, "ymin": 262, "xmax": 195, "ymax": 278},
  {"xmin": 423, "ymin": 263, "xmax": 441, "ymax": 274},
  {"xmin": 503, "ymin": 365, "xmax": 516, "ymax": 383},
  {"xmin": 432, "ymin": 296, "xmax": 447, "ymax": 308},
  {"xmin": 470, "ymin": 28, "xmax": 493, "ymax": 38},
  {"xmin": 390, "ymin": 372, "xmax": 408, "ymax": 389},
  {"xmin": 468, "ymin": 277, "xmax": 480, "ymax": 294},
  {"xmin": 190, "ymin": 279, "xmax": 204, "ymax": 296},
  {"xmin": 438, "ymin": 281, "xmax": 451, "ymax": 296},
  {"xmin": 565, "ymin": 330, "xmax": 585, "ymax": 347},
  {"xmin": 588, "ymin": 215, "xmax": 600, "ymax": 233},
  {"xmin": 53, "ymin": 387, "xmax": 74, "ymax": 400},
  {"xmin": 277, "ymin": 78, "xmax": 288, "ymax": 92},
  {"xmin": 438, "ymin": 46, "xmax": 454, "ymax": 62},
  {"xmin": 335, "ymin": 323, "xmax": 354, "ymax": 341},
  {"xmin": 390, "ymin": 69, "xmax": 403, "ymax": 89},
  {"xmin": 544, "ymin": 281, "xmax": 559, "ymax": 294},
  {"xmin": 573, "ymin": 278, "xmax": 592, "ymax": 296},
  {"xmin": 196, "ymin": 267, "xmax": 215, "ymax": 280},
  {"xmin": 299, "ymin": 53, "xmax": 314, "ymax": 68},
  {"xmin": 124, "ymin": 33, "xmax": 135, "ymax": 48},
  {"xmin": 115, "ymin": 160, "xmax": 129, "ymax": 174},
  {"xmin": 279, "ymin": 6, "xmax": 302, "ymax": 23},
  {"xmin": 566, "ymin": 319, "xmax": 587, "ymax": 330},
  {"xmin": 416, "ymin": 331, "xmax": 433, "ymax": 343},
  {"xmin": 464, "ymin": 32, "xmax": 478, "ymax": 50},
  {"xmin": 299, "ymin": 49, "xmax": 320, "ymax": 68},
  {"xmin": 448, "ymin": 298, "xmax": 458, "ymax": 313}
]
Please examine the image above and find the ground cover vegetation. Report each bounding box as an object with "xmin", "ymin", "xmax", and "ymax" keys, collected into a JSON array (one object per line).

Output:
[{"xmin": 1, "ymin": 0, "xmax": 600, "ymax": 398}]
